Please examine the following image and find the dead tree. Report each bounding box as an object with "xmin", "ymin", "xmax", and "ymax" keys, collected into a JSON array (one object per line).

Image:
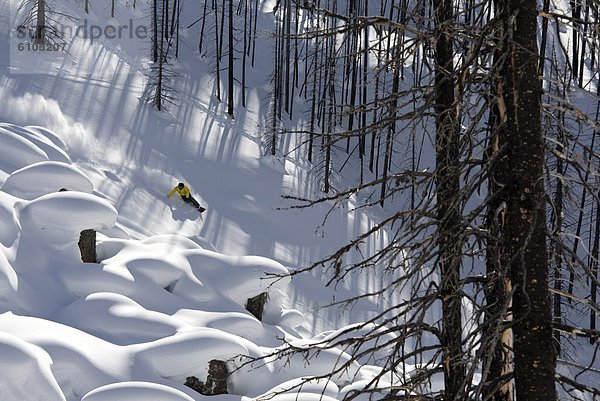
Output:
[{"xmin": 78, "ymin": 229, "xmax": 97, "ymax": 263}]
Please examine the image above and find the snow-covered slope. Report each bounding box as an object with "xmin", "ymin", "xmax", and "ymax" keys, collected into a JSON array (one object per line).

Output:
[
  {"xmin": 0, "ymin": 0, "xmax": 398, "ymax": 336},
  {"xmin": 0, "ymin": 0, "xmax": 403, "ymax": 398},
  {"xmin": 0, "ymin": 122, "xmax": 401, "ymax": 400}
]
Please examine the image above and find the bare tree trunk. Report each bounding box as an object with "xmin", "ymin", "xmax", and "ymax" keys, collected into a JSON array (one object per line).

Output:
[
  {"xmin": 369, "ymin": 33, "xmax": 382, "ymax": 173},
  {"xmin": 214, "ymin": 0, "xmax": 222, "ymax": 101},
  {"xmin": 78, "ymin": 230, "xmax": 97, "ymax": 263},
  {"xmin": 483, "ymin": 18, "xmax": 514, "ymax": 396},
  {"xmin": 590, "ymin": 99, "xmax": 600, "ymax": 336},
  {"xmin": 155, "ymin": 0, "xmax": 166, "ymax": 111},
  {"xmin": 539, "ymin": 0, "xmax": 551, "ymax": 74},
  {"xmin": 308, "ymin": 32, "xmax": 319, "ymax": 163},
  {"xmin": 433, "ymin": 0, "xmax": 465, "ymax": 399},
  {"xmin": 284, "ymin": 0, "xmax": 292, "ymax": 115},
  {"xmin": 551, "ymin": 81, "xmax": 566, "ymax": 355},
  {"xmin": 170, "ymin": 0, "xmax": 178, "ymax": 38},
  {"xmin": 379, "ymin": 69, "xmax": 398, "ymax": 207},
  {"xmin": 164, "ymin": 0, "xmax": 170, "ymax": 38},
  {"xmin": 153, "ymin": 0, "xmax": 159, "ymax": 62},
  {"xmin": 219, "ymin": 0, "xmax": 226, "ymax": 59},
  {"xmin": 251, "ymin": 0, "xmax": 258, "ymax": 66},
  {"xmin": 227, "ymin": 0, "xmax": 234, "ymax": 117},
  {"xmin": 245, "ymin": 292, "xmax": 268, "ymax": 320},
  {"xmin": 360, "ymin": 0, "xmax": 368, "ymax": 164},
  {"xmin": 497, "ymin": 1, "xmax": 557, "ymax": 399},
  {"xmin": 270, "ymin": 17, "xmax": 281, "ymax": 156},
  {"xmin": 323, "ymin": 33, "xmax": 335, "ymax": 194},
  {"xmin": 241, "ymin": 0, "xmax": 247, "ymax": 107},
  {"xmin": 570, "ymin": 0, "xmax": 581, "ymax": 82},
  {"xmin": 590, "ymin": 179, "xmax": 600, "ymax": 341},
  {"xmin": 578, "ymin": 2, "xmax": 589, "ymax": 86},
  {"xmin": 175, "ymin": 2, "xmax": 180, "ymax": 57},
  {"xmin": 199, "ymin": 0, "xmax": 208, "ymax": 54},
  {"xmin": 36, "ymin": 0, "xmax": 45, "ymax": 45},
  {"xmin": 568, "ymin": 113, "xmax": 597, "ymax": 296}
]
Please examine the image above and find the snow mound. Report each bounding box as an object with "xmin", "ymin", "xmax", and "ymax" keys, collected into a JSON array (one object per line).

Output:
[
  {"xmin": 0, "ymin": 332, "xmax": 66, "ymax": 401},
  {"xmin": 134, "ymin": 330, "xmax": 250, "ymax": 380},
  {"xmin": 185, "ymin": 251, "xmax": 291, "ymax": 305},
  {"xmin": 256, "ymin": 394, "xmax": 340, "ymax": 401},
  {"xmin": 260, "ymin": 377, "xmax": 340, "ymax": 399},
  {"xmin": 2, "ymin": 161, "xmax": 93, "ymax": 200},
  {"xmin": 25, "ymin": 126, "xmax": 69, "ymax": 152},
  {"xmin": 59, "ymin": 293, "xmax": 179, "ymax": 345},
  {"xmin": 81, "ymin": 382, "xmax": 195, "ymax": 401},
  {"xmin": 0, "ymin": 126, "xmax": 48, "ymax": 176},
  {"xmin": 272, "ymin": 341, "xmax": 362, "ymax": 384},
  {"xmin": 0, "ymin": 191, "xmax": 18, "ymax": 247},
  {"xmin": 0, "ymin": 123, "xmax": 71, "ymax": 164},
  {"xmin": 314, "ymin": 323, "xmax": 398, "ymax": 364},
  {"xmin": 0, "ymin": 312, "xmax": 131, "ymax": 397},
  {"xmin": 15, "ymin": 192, "xmax": 117, "ymax": 254},
  {"xmin": 0, "ymin": 251, "xmax": 18, "ymax": 309}
]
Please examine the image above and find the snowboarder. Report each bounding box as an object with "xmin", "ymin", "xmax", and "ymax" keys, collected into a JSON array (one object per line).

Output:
[{"xmin": 167, "ymin": 182, "xmax": 206, "ymax": 213}]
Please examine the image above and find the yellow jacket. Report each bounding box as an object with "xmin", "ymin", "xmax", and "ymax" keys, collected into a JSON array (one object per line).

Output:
[{"xmin": 167, "ymin": 185, "xmax": 191, "ymax": 199}]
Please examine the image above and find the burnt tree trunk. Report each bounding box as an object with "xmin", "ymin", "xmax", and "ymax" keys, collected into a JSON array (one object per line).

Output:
[
  {"xmin": 433, "ymin": 0, "xmax": 465, "ymax": 399},
  {"xmin": 78, "ymin": 229, "xmax": 97, "ymax": 263},
  {"xmin": 496, "ymin": 1, "xmax": 557, "ymax": 400},
  {"xmin": 245, "ymin": 292, "xmax": 268, "ymax": 320},
  {"xmin": 482, "ymin": 4, "xmax": 514, "ymax": 399},
  {"xmin": 36, "ymin": 0, "xmax": 46, "ymax": 45},
  {"xmin": 184, "ymin": 359, "xmax": 229, "ymax": 395},
  {"xmin": 152, "ymin": 0, "xmax": 158, "ymax": 62},
  {"xmin": 227, "ymin": 0, "xmax": 234, "ymax": 117}
]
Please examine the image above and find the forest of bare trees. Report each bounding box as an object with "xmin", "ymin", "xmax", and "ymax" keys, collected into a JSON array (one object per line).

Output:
[
  {"xmin": 24, "ymin": 0, "xmax": 600, "ymax": 399},
  {"xmin": 145, "ymin": 0, "xmax": 598, "ymax": 398},
  {"xmin": 254, "ymin": 0, "xmax": 600, "ymax": 400}
]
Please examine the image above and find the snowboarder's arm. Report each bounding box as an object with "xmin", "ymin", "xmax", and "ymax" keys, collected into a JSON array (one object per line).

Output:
[
  {"xmin": 183, "ymin": 187, "xmax": 191, "ymax": 198},
  {"xmin": 166, "ymin": 187, "xmax": 177, "ymax": 198}
]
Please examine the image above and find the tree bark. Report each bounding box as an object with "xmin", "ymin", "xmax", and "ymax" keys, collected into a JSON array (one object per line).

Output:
[
  {"xmin": 433, "ymin": 0, "xmax": 465, "ymax": 399},
  {"xmin": 227, "ymin": 0, "xmax": 234, "ymax": 117},
  {"xmin": 155, "ymin": 0, "xmax": 166, "ymax": 111},
  {"xmin": 36, "ymin": 0, "xmax": 45, "ymax": 45},
  {"xmin": 245, "ymin": 292, "xmax": 268, "ymax": 320},
  {"xmin": 184, "ymin": 360, "xmax": 229, "ymax": 395},
  {"xmin": 152, "ymin": 0, "xmax": 158, "ymax": 62},
  {"xmin": 214, "ymin": 0, "xmax": 222, "ymax": 101},
  {"xmin": 590, "ymin": 183, "xmax": 600, "ymax": 340},
  {"xmin": 496, "ymin": 1, "xmax": 557, "ymax": 400},
  {"xmin": 482, "ymin": 5, "xmax": 514, "ymax": 398},
  {"xmin": 78, "ymin": 229, "xmax": 97, "ymax": 263},
  {"xmin": 199, "ymin": 0, "xmax": 208, "ymax": 54}
]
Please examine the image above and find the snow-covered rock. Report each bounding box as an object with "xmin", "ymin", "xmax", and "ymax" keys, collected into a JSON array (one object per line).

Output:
[{"xmin": 15, "ymin": 192, "xmax": 117, "ymax": 258}]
